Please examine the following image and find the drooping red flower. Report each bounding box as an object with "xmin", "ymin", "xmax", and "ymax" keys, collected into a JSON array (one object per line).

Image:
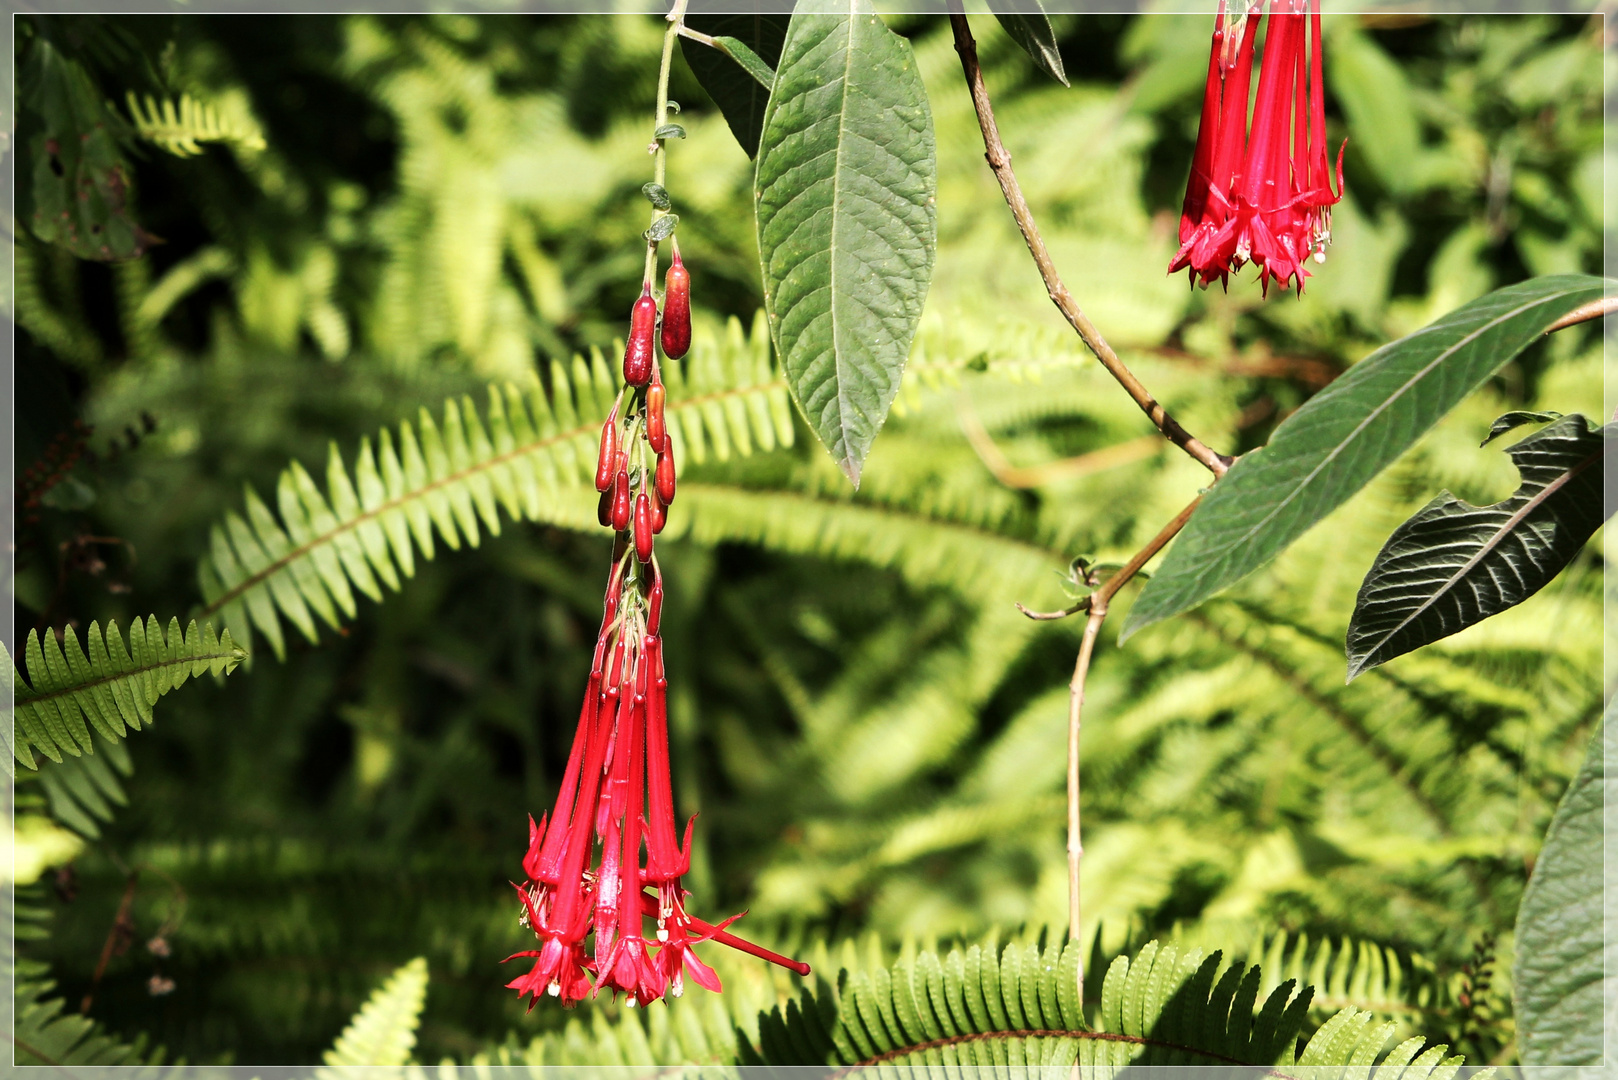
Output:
[{"xmin": 1169, "ymin": 0, "xmax": 1343, "ymax": 294}]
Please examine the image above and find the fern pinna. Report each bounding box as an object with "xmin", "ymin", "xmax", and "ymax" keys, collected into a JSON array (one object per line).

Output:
[{"xmin": 195, "ymin": 314, "xmax": 790, "ymax": 660}]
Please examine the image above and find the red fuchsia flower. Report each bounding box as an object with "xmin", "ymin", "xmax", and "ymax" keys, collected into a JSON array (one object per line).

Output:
[
  {"xmin": 1170, "ymin": 0, "xmax": 1343, "ymax": 294},
  {"xmin": 505, "ymin": 552, "xmax": 811, "ymax": 1007}
]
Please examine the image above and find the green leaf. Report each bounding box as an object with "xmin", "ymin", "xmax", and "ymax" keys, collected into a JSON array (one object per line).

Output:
[
  {"xmin": 1515, "ymin": 713, "xmax": 1608, "ymax": 1065},
  {"xmin": 1346, "ymin": 414, "xmax": 1612, "ymax": 678},
  {"xmin": 644, "ymin": 213, "xmax": 679, "ymax": 242},
  {"xmin": 641, "ymin": 182, "xmax": 672, "ymax": 211},
  {"xmin": 990, "ymin": 2, "xmax": 1069, "ymax": 86},
  {"xmin": 1123, "ymin": 274, "xmax": 1609, "ymax": 640},
  {"xmin": 653, "ymin": 123, "xmax": 686, "ymax": 141},
  {"xmin": 7, "ymin": 617, "xmax": 244, "ymax": 773},
  {"xmin": 1482, "ymin": 409, "xmax": 1563, "ymax": 445},
  {"xmin": 124, "ymin": 90, "xmax": 266, "ymax": 157},
  {"xmin": 755, "ymin": 0, "xmax": 938, "ymax": 485},
  {"xmin": 1327, "ymin": 23, "xmax": 1420, "ymax": 195},
  {"xmin": 321, "ymin": 956, "xmax": 429, "ymax": 1070},
  {"xmin": 681, "ymin": 13, "xmax": 790, "ymax": 158},
  {"xmin": 26, "ymin": 40, "xmax": 149, "ymax": 261}
]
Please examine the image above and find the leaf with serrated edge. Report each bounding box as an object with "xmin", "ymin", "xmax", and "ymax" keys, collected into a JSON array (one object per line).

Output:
[
  {"xmin": 1125, "ymin": 274, "xmax": 1609, "ymax": 639},
  {"xmin": 1346, "ymin": 415, "xmax": 1612, "ymax": 678},
  {"xmin": 754, "ymin": 0, "xmax": 937, "ymax": 485},
  {"xmin": 1515, "ymin": 712, "xmax": 1607, "ymax": 1065}
]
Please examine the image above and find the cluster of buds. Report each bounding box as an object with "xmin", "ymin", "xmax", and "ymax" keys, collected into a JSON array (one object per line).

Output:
[
  {"xmin": 1170, "ymin": 0, "xmax": 1343, "ymax": 294},
  {"xmin": 506, "ymin": 240, "xmax": 809, "ymax": 1008}
]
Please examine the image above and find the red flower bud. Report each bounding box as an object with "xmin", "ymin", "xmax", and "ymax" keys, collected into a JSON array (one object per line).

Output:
[
  {"xmin": 661, "ymin": 246, "xmax": 691, "ymax": 360},
  {"xmin": 610, "ymin": 468, "xmax": 631, "ymax": 532},
  {"xmin": 651, "ymin": 489, "xmax": 667, "ymax": 535},
  {"xmin": 646, "ymin": 380, "xmax": 667, "ymax": 453},
  {"xmin": 597, "ymin": 488, "xmax": 612, "ymax": 528},
  {"xmin": 624, "ymin": 286, "xmax": 657, "ymax": 387},
  {"xmin": 633, "ymin": 491, "xmax": 654, "ymax": 563},
  {"xmin": 595, "ymin": 415, "xmax": 619, "ymax": 493},
  {"xmin": 648, "ymin": 573, "xmax": 664, "ymax": 635},
  {"xmin": 655, "ymin": 447, "xmax": 676, "ymax": 506}
]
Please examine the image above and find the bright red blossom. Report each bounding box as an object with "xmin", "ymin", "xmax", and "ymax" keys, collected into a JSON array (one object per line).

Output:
[{"xmin": 1170, "ymin": 0, "xmax": 1343, "ymax": 294}]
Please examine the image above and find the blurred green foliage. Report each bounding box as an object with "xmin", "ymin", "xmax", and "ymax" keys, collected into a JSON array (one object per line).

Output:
[{"xmin": 10, "ymin": 8, "xmax": 1603, "ymax": 1067}]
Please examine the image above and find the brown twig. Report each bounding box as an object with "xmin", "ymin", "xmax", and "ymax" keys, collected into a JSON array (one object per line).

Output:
[
  {"xmin": 81, "ymin": 872, "xmax": 139, "ymax": 1014},
  {"xmin": 948, "ymin": 9, "xmax": 1230, "ymax": 478},
  {"xmin": 1543, "ymin": 295, "xmax": 1617, "ymax": 334}
]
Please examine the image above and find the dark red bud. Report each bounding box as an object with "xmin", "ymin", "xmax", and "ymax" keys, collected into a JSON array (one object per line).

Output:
[
  {"xmin": 597, "ymin": 488, "xmax": 612, "ymax": 528},
  {"xmin": 646, "ymin": 381, "xmax": 667, "ymax": 453},
  {"xmin": 651, "ymin": 489, "xmax": 667, "ymax": 534},
  {"xmin": 648, "ymin": 577, "xmax": 664, "ymax": 635},
  {"xmin": 610, "ymin": 469, "xmax": 631, "ymax": 531},
  {"xmin": 624, "ymin": 287, "xmax": 657, "ymax": 387},
  {"xmin": 655, "ymin": 447, "xmax": 676, "ymax": 506},
  {"xmin": 661, "ymin": 253, "xmax": 691, "ymax": 360},
  {"xmin": 633, "ymin": 491, "xmax": 654, "ymax": 563},
  {"xmin": 595, "ymin": 415, "xmax": 619, "ymax": 493}
]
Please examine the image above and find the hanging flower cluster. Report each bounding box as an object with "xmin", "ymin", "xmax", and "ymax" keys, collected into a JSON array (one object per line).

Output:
[
  {"xmin": 505, "ymin": 240, "xmax": 810, "ymax": 1009},
  {"xmin": 1170, "ymin": 0, "xmax": 1344, "ymax": 294}
]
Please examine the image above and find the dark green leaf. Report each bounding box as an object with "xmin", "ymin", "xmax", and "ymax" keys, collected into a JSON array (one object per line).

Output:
[
  {"xmin": 27, "ymin": 40, "xmax": 148, "ymax": 262},
  {"xmin": 643, "ymin": 213, "xmax": 679, "ymax": 242},
  {"xmin": 653, "ymin": 123, "xmax": 686, "ymax": 141},
  {"xmin": 681, "ymin": 13, "xmax": 790, "ymax": 159},
  {"xmin": 1123, "ymin": 274, "xmax": 1609, "ymax": 639},
  {"xmin": 1515, "ymin": 711, "xmax": 1608, "ymax": 1065},
  {"xmin": 1482, "ymin": 409, "xmax": 1563, "ymax": 445},
  {"xmin": 755, "ymin": 1, "xmax": 937, "ymax": 485},
  {"xmin": 641, "ymin": 182, "xmax": 672, "ymax": 211},
  {"xmin": 715, "ymin": 36, "xmax": 777, "ymax": 89},
  {"xmin": 1346, "ymin": 414, "xmax": 1612, "ymax": 678},
  {"xmin": 990, "ymin": 2, "xmax": 1069, "ymax": 86}
]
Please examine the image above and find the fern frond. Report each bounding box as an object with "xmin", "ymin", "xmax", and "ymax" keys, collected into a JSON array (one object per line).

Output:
[
  {"xmin": 125, "ymin": 91, "xmax": 267, "ymax": 157},
  {"xmin": 28, "ymin": 733, "xmax": 134, "ymax": 838},
  {"xmin": 196, "ymin": 314, "xmax": 793, "ymax": 658},
  {"xmin": 8, "ymin": 617, "xmax": 244, "ymax": 773},
  {"xmin": 1246, "ymin": 932, "xmax": 1454, "ymax": 1029},
  {"xmin": 321, "ymin": 956, "xmax": 429, "ymax": 1070},
  {"xmin": 733, "ymin": 934, "xmax": 1473, "ymax": 1074},
  {"xmin": 14, "ymin": 958, "xmax": 157, "ymax": 1067}
]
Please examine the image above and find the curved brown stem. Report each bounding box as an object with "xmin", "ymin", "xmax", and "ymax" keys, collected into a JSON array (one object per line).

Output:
[{"xmin": 947, "ymin": 9, "xmax": 1230, "ymax": 478}]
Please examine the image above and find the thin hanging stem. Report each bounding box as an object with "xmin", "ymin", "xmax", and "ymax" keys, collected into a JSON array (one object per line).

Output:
[
  {"xmin": 947, "ymin": 8, "xmax": 1230, "ymax": 477},
  {"xmin": 644, "ymin": 0, "xmax": 691, "ymax": 285}
]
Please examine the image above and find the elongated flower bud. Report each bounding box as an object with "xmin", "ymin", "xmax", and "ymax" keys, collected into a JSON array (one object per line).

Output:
[
  {"xmin": 647, "ymin": 573, "xmax": 664, "ymax": 635},
  {"xmin": 594, "ymin": 415, "xmax": 619, "ymax": 493},
  {"xmin": 651, "ymin": 489, "xmax": 666, "ymax": 535},
  {"xmin": 624, "ymin": 286, "xmax": 657, "ymax": 387},
  {"xmin": 655, "ymin": 446, "xmax": 676, "ymax": 506},
  {"xmin": 661, "ymin": 245, "xmax": 691, "ymax": 360},
  {"xmin": 646, "ymin": 380, "xmax": 667, "ymax": 453},
  {"xmin": 597, "ymin": 488, "xmax": 612, "ymax": 529},
  {"xmin": 610, "ymin": 468, "xmax": 631, "ymax": 532},
  {"xmin": 634, "ymin": 491, "xmax": 654, "ymax": 563}
]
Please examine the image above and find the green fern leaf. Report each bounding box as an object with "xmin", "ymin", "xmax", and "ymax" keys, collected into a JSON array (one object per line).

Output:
[
  {"xmin": 197, "ymin": 315, "xmax": 793, "ymax": 658},
  {"xmin": 14, "ymin": 958, "xmax": 155, "ymax": 1066},
  {"xmin": 322, "ymin": 956, "xmax": 429, "ymax": 1070},
  {"xmin": 125, "ymin": 91, "xmax": 266, "ymax": 157},
  {"xmin": 8, "ymin": 617, "xmax": 244, "ymax": 773}
]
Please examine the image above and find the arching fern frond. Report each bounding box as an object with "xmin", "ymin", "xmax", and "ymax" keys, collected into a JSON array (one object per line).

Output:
[
  {"xmin": 14, "ymin": 958, "xmax": 160, "ymax": 1067},
  {"xmin": 321, "ymin": 956, "xmax": 429, "ymax": 1071},
  {"xmin": 7, "ymin": 617, "xmax": 244, "ymax": 773},
  {"xmin": 28, "ymin": 733, "xmax": 133, "ymax": 838},
  {"xmin": 1245, "ymin": 932, "xmax": 1454, "ymax": 1032},
  {"xmin": 735, "ymin": 935, "xmax": 1471, "ymax": 1075},
  {"xmin": 196, "ymin": 313, "xmax": 792, "ymax": 658},
  {"xmin": 125, "ymin": 91, "xmax": 267, "ymax": 157}
]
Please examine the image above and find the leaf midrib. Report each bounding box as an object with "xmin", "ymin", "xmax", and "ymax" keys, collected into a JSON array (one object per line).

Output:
[
  {"xmin": 198, "ymin": 380, "xmax": 787, "ymax": 619},
  {"xmin": 18, "ymin": 647, "xmax": 240, "ymax": 707},
  {"xmin": 1355, "ymin": 436, "xmax": 1609, "ymax": 669}
]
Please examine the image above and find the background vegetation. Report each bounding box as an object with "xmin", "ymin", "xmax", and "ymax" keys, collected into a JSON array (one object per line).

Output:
[{"xmin": 10, "ymin": 8, "xmax": 1605, "ymax": 1067}]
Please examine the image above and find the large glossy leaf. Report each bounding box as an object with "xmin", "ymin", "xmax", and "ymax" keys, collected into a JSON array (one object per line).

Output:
[
  {"xmin": 681, "ymin": 13, "xmax": 790, "ymax": 159},
  {"xmin": 1346, "ymin": 414, "xmax": 1612, "ymax": 679},
  {"xmin": 1123, "ymin": 274, "xmax": 1608, "ymax": 640},
  {"xmin": 1515, "ymin": 712, "xmax": 1609, "ymax": 1066},
  {"xmin": 990, "ymin": 2, "xmax": 1069, "ymax": 86},
  {"xmin": 754, "ymin": 0, "xmax": 937, "ymax": 485}
]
